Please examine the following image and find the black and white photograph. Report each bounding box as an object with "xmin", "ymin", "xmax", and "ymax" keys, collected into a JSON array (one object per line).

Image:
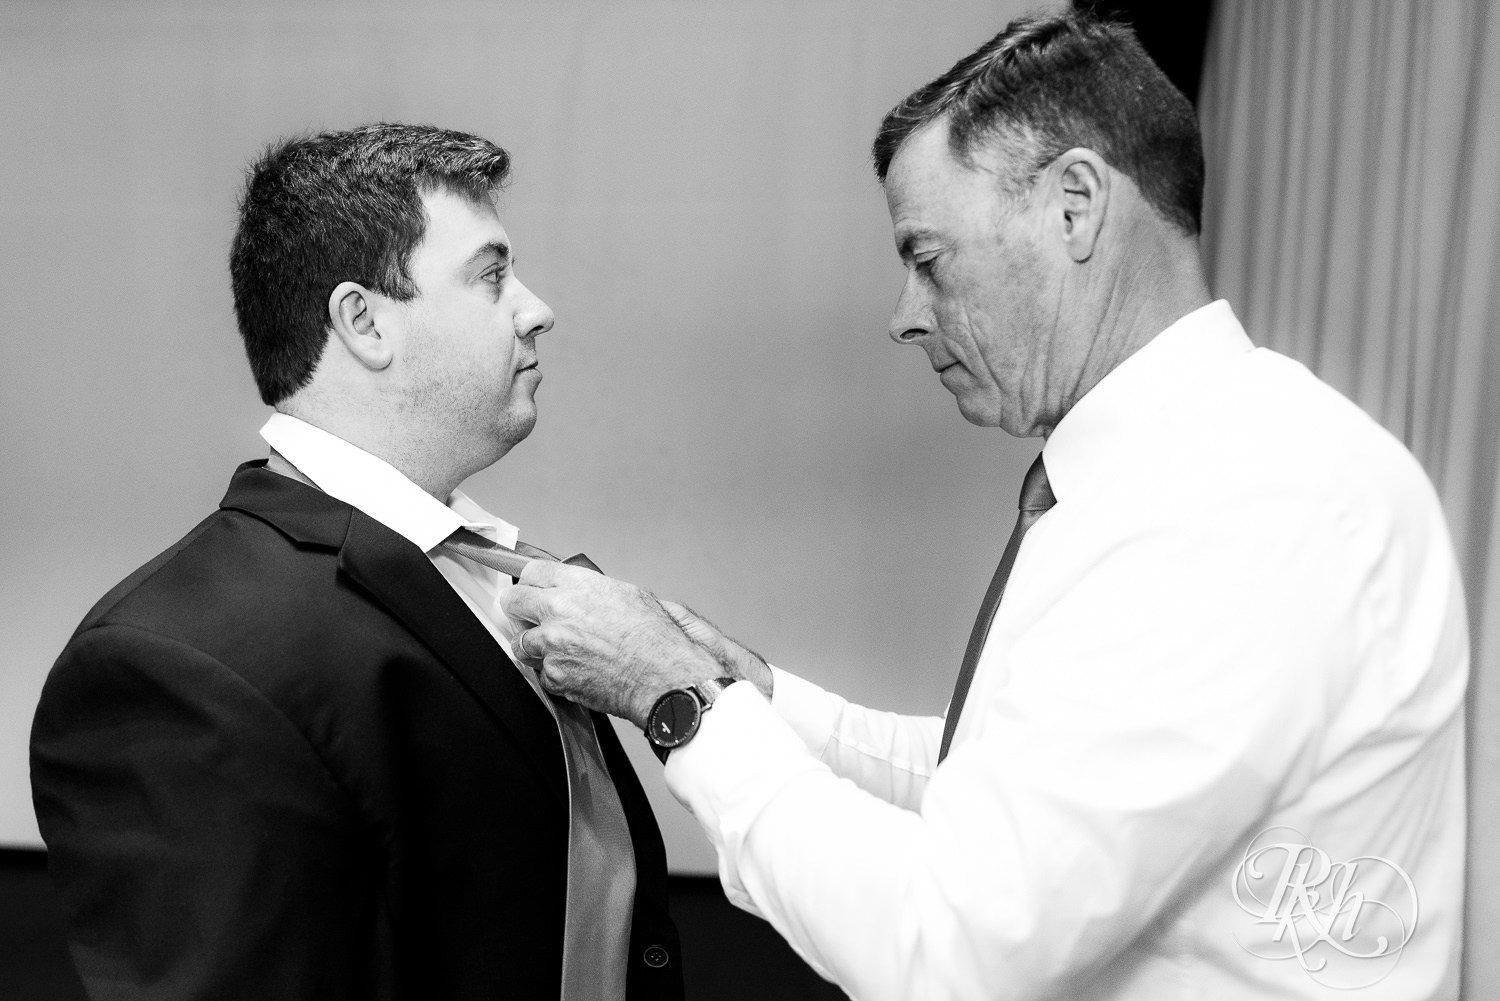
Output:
[{"xmin": 1, "ymin": 1, "xmax": 1496, "ymax": 999}]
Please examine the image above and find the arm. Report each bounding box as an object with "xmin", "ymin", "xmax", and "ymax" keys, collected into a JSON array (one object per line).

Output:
[
  {"xmin": 661, "ymin": 494, "xmax": 1358, "ymax": 1001},
  {"xmin": 31, "ymin": 624, "xmax": 373, "ymax": 1001},
  {"xmin": 501, "ymin": 484, "xmax": 1362, "ymax": 999},
  {"xmin": 663, "ymin": 600, "xmax": 941, "ymax": 809},
  {"xmin": 769, "ymin": 667, "xmax": 940, "ymax": 811}
]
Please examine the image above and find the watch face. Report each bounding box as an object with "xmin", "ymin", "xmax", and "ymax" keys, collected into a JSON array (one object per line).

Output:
[{"xmin": 648, "ymin": 689, "xmax": 701, "ymax": 748}]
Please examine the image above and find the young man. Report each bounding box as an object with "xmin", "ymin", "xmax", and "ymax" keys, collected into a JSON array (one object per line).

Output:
[{"xmin": 32, "ymin": 123, "xmax": 682, "ymax": 1001}]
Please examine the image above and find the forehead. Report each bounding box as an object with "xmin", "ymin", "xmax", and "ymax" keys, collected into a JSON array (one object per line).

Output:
[
  {"xmin": 884, "ymin": 120, "xmax": 1009, "ymax": 244},
  {"xmin": 412, "ymin": 187, "xmax": 509, "ymax": 268}
]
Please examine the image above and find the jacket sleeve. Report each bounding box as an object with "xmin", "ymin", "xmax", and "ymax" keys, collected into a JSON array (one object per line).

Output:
[{"xmin": 30, "ymin": 623, "xmax": 379, "ymax": 1001}]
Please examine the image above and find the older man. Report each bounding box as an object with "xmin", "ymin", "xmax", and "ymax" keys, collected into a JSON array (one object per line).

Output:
[
  {"xmin": 31, "ymin": 124, "xmax": 682, "ymax": 1001},
  {"xmin": 504, "ymin": 14, "xmax": 1467, "ymax": 1001}
]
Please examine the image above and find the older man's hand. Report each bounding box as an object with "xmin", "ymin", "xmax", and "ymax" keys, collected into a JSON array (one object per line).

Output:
[
  {"xmin": 502, "ymin": 560, "xmax": 738, "ymax": 730},
  {"xmin": 656, "ymin": 598, "xmax": 775, "ymax": 700}
]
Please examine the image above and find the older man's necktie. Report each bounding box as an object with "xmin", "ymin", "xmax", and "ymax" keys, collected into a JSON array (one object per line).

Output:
[
  {"xmin": 938, "ymin": 453, "xmax": 1056, "ymax": 763},
  {"xmin": 438, "ymin": 530, "xmax": 633, "ymax": 1001}
]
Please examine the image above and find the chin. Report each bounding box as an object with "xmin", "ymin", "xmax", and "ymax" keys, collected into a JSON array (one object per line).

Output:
[
  {"xmin": 954, "ymin": 391, "xmax": 1046, "ymax": 438},
  {"xmin": 955, "ymin": 396, "xmax": 1007, "ymax": 430},
  {"xmin": 494, "ymin": 407, "xmax": 537, "ymax": 449}
]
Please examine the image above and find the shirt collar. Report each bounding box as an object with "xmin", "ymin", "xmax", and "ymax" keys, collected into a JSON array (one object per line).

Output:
[
  {"xmin": 1042, "ymin": 300, "xmax": 1254, "ymax": 503},
  {"xmin": 259, "ymin": 413, "xmax": 519, "ymax": 553}
]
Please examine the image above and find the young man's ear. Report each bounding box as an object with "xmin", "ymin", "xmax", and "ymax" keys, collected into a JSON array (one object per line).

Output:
[
  {"xmin": 1054, "ymin": 147, "xmax": 1109, "ymax": 263},
  {"xmin": 327, "ymin": 282, "xmax": 393, "ymax": 371}
]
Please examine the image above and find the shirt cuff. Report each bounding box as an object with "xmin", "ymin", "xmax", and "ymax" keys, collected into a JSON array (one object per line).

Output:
[
  {"xmin": 664, "ymin": 681, "xmax": 827, "ymax": 910},
  {"xmin": 768, "ymin": 666, "xmax": 847, "ymax": 761}
]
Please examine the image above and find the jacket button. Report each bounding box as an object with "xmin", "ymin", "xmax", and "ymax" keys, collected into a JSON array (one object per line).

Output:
[{"xmin": 642, "ymin": 944, "xmax": 669, "ymax": 968}]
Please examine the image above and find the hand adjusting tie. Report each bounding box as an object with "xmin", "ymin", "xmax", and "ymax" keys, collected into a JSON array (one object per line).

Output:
[{"xmin": 439, "ymin": 528, "xmax": 602, "ymax": 663}]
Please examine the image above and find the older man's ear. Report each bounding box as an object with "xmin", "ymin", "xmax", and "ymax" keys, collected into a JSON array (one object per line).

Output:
[{"xmin": 1054, "ymin": 148, "xmax": 1110, "ymax": 264}]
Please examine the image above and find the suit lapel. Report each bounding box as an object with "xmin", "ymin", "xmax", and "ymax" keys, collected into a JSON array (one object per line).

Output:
[
  {"xmin": 223, "ymin": 463, "xmax": 569, "ymax": 808},
  {"xmin": 338, "ymin": 509, "xmax": 569, "ymax": 807}
]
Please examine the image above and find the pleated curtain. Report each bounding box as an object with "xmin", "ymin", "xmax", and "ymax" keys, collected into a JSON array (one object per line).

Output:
[{"xmin": 1198, "ymin": 2, "xmax": 1500, "ymax": 994}]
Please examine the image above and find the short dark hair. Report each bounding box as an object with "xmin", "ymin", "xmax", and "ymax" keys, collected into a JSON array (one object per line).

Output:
[
  {"xmin": 230, "ymin": 123, "xmax": 512, "ymax": 405},
  {"xmin": 872, "ymin": 12, "xmax": 1203, "ymax": 235}
]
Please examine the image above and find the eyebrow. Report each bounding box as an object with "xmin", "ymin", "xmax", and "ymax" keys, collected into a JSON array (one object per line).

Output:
[
  {"xmin": 462, "ymin": 241, "xmax": 512, "ymax": 272},
  {"xmin": 896, "ymin": 228, "xmax": 940, "ymax": 261}
]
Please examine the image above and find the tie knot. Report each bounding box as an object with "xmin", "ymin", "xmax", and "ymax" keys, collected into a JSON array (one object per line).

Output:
[{"xmin": 1019, "ymin": 453, "xmax": 1056, "ymax": 512}]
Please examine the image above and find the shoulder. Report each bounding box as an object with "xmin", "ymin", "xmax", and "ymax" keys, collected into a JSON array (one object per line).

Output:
[
  {"xmin": 49, "ymin": 491, "xmax": 421, "ymax": 721},
  {"xmin": 35, "ymin": 621, "xmax": 334, "ymax": 768},
  {"xmin": 73, "ymin": 503, "xmax": 344, "ymax": 646},
  {"xmin": 1054, "ymin": 344, "xmax": 1457, "ymax": 617},
  {"xmin": 1167, "ymin": 347, "xmax": 1442, "ymax": 531},
  {"xmin": 32, "ymin": 502, "xmax": 406, "ymax": 805},
  {"xmin": 40, "ymin": 505, "xmax": 338, "ymax": 732},
  {"xmin": 1139, "ymin": 348, "xmax": 1462, "ymax": 647},
  {"xmin": 75, "ymin": 506, "xmax": 282, "ymax": 632}
]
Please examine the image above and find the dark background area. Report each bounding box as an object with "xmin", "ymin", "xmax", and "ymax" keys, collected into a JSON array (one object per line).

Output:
[
  {"xmin": 1076, "ymin": 0, "xmax": 1215, "ymax": 105},
  {"xmin": 0, "ymin": 850, "xmax": 847, "ymax": 1001}
]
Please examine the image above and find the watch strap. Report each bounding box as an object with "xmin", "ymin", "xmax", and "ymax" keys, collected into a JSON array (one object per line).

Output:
[{"xmin": 692, "ymin": 676, "xmax": 737, "ymax": 708}]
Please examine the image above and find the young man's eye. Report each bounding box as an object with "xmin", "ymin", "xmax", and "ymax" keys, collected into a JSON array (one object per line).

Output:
[{"xmin": 482, "ymin": 258, "xmax": 517, "ymax": 286}]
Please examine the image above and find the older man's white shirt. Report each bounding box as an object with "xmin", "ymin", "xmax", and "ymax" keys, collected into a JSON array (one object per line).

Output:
[{"xmin": 665, "ymin": 302, "xmax": 1467, "ymax": 1001}]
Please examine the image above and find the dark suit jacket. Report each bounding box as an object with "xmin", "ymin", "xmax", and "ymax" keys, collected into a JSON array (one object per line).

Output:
[{"xmin": 30, "ymin": 461, "xmax": 684, "ymax": 1001}]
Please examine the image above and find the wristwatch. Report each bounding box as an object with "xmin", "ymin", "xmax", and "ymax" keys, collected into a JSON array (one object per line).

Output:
[{"xmin": 645, "ymin": 677, "xmax": 737, "ymax": 762}]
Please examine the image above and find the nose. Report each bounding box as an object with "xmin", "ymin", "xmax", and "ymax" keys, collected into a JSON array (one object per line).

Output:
[
  {"xmin": 888, "ymin": 272, "xmax": 931, "ymax": 345},
  {"xmin": 514, "ymin": 279, "xmax": 555, "ymax": 340}
]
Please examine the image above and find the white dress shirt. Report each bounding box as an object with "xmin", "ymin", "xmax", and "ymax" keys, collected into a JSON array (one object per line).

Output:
[
  {"xmin": 666, "ymin": 302, "xmax": 1468, "ymax": 1000},
  {"xmin": 259, "ymin": 413, "xmax": 635, "ymax": 1001},
  {"xmin": 260, "ymin": 413, "xmax": 528, "ymax": 660}
]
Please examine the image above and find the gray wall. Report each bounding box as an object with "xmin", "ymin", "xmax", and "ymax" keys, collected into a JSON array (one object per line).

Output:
[{"xmin": 0, "ymin": 0, "xmax": 1051, "ymax": 871}]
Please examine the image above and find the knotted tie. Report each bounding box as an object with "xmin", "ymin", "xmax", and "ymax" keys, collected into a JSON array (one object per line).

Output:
[
  {"xmin": 439, "ymin": 529, "xmax": 634, "ymax": 1001},
  {"xmin": 938, "ymin": 453, "xmax": 1056, "ymax": 762}
]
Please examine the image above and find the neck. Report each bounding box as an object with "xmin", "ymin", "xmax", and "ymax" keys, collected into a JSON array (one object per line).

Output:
[
  {"xmin": 1097, "ymin": 254, "xmax": 1211, "ymax": 365},
  {"xmin": 1042, "ymin": 235, "xmax": 1211, "ymax": 436},
  {"xmin": 277, "ymin": 399, "xmax": 491, "ymax": 501}
]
